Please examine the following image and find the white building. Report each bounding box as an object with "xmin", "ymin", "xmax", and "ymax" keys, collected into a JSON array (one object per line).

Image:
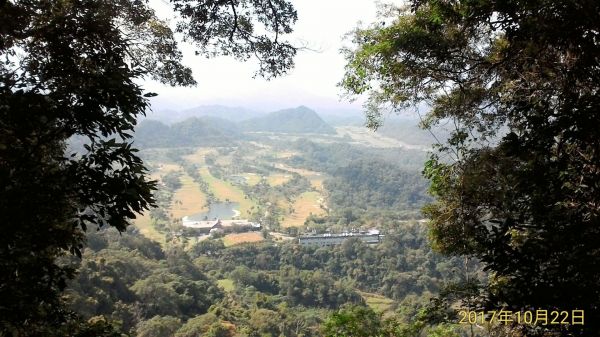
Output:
[
  {"xmin": 298, "ymin": 232, "xmax": 381, "ymax": 247},
  {"xmin": 182, "ymin": 216, "xmax": 260, "ymax": 233}
]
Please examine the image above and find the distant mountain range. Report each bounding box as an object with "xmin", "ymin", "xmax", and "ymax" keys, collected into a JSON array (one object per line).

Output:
[
  {"xmin": 145, "ymin": 105, "xmax": 264, "ymax": 124},
  {"xmin": 135, "ymin": 116, "xmax": 242, "ymax": 148},
  {"xmin": 135, "ymin": 106, "xmax": 336, "ymax": 147},
  {"xmin": 144, "ymin": 104, "xmax": 375, "ymax": 126},
  {"xmin": 240, "ymin": 106, "xmax": 335, "ymax": 134},
  {"xmin": 135, "ymin": 104, "xmax": 441, "ymax": 149}
]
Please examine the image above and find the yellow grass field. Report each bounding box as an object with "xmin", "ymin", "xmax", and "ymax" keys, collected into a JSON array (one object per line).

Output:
[
  {"xmin": 274, "ymin": 151, "xmax": 298, "ymax": 159},
  {"xmin": 281, "ymin": 191, "xmax": 326, "ymax": 227},
  {"xmin": 274, "ymin": 163, "xmax": 324, "ymax": 191},
  {"xmin": 156, "ymin": 163, "xmax": 182, "ymax": 173},
  {"xmin": 274, "ymin": 163, "xmax": 319, "ymax": 176},
  {"xmin": 309, "ymin": 177, "xmax": 324, "ymax": 191},
  {"xmin": 216, "ymin": 156, "xmax": 232, "ymax": 166},
  {"xmin": 241, "ymin": 173, "xmax": 262, "ymax": 186},
  {"xmin": 133, "ymin": 211, "xmax": 165, "ymax": 245},
  {"xmin": 148, "ymin": 163, "xmax": 183, "ymax": 183},
  {"xmin": 169, "ymin": 174, "xmax": 208, "ymax": 219},
  {"xmin": 217, "ymin": 278, "xmax": 235, "ymax": 291},
  {"xmin": 223, "ymin": 232, "xmax": 264, "ymax": 247},
  {"xmin": 182, "ymin": 148, "xmax": 215, "ymax": 165},
  {"xmin": 358, "ymin": 291, "xmax": 395, "ymax": 314},
  {"xmin": 199, "ymin": 167, "xmax": 256, "ymax": 217},
  {"xmin": 266, "ymin": 173, "xmax": 291, "ymax": 186}
]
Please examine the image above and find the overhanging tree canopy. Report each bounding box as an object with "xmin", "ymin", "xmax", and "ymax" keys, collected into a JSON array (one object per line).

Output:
[
  {"xmin": 0, "ymin": 0, "xmax": 297, "ymax": 335},
  {"xmin": 341, "ymin": 1, "xmax": 599, "ymax": 336}
]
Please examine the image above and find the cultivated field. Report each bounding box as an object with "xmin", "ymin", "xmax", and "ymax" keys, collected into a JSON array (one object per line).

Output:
[
  {"xmin": 136, "ymin": 141, "xmax": 330, "ymax": 243},
  {"xmin": 241, "ymin": 173, "xmax": 261, "ymax": 186},
  {"xmin": 199, "ymin": 167, "xmax": 256, "ymax": 216},
  {"xmin": 217, "ymin": 278, "xmax": 235, "ymax": 292},
  {"xmin": 170, "ymin": 174, "xmax": 208, "ymax": 219},
  {"xmin": 282, "ymin": 191, "xmax": 326, "ymax": 227},
  {"xmin": 223, "ymin": 232, "xmax": 264, "ymax": 247},
  {"xmin": 182, "ymin": 147, "xmax": 215, "ymax": 165},
  {"xmin": 274, "ymin": 163, "xmax": 325, "ymax": 192},
  {"xmin": 336, "ymin": 126, "xmax": 427, "ymax": 150},
  {"xmin": 358, "ymin": 291, "xmax": 396, "ymax": 315},
  {"xmin": 266, "ymin": 173, "xmax": 291, "ymax": 186},
  {"xmin": 133, "ymin": 211, "xmax": 166, "ymax": 245}
]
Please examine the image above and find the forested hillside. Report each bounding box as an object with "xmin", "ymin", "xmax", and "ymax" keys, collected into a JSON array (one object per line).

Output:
[
  {"xmin": 4, "ymin": 0, "xmax": 595, "ymax": 336},
  {"xmin": 135, "ymin": 117, "xmax": 243, "ymax": 148},
  {"xmin": 325, "ymin": 160, "xmax": 430, "ymax": 211},
  {"xmin": 240, "ymin": 106, "xmax": 336, "ymax": 134},
  {"xmin": 65, "ymin": 222, "xmax": 475, "ymax": 336}
]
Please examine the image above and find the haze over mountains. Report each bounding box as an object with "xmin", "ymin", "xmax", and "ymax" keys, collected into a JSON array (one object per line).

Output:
[
  {"xmin": 239, "ymin": 106, "xmax": 336, "ymax": 134},
  {"xmin": 145, "ymin": 104, "xmax": 385, "ymax": 125},
  {"xmin": 135, "ymin": 104, "xmax": 443, "ymax": 149},
  {"xmin": 135, "ymin": 106, "xmax": 335, "ymax": 147},
  {"xmin": 146, "ymin": 105, "xmax": 264, "ymax": 124}
]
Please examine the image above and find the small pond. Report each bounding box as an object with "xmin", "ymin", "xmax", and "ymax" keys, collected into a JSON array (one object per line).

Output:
[{"xmin": 188, "ymin": 202, "xmax": 240, "ymax": 221}]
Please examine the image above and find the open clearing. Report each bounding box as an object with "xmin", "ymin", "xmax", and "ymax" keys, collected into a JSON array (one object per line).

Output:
[
  {"xmin": 266, "ymin": 173, "xmax": 291, "ymax": 186},
  {"xmin": 134, "ymin": 211, "xmax": 165, "ymax": 245},
  {"xmin": 223, "ymin": 232, "xmax": 264, "ymax": 246},
  {"xmin": 156, "ymin": 163, "xmax": 183, "ymax": 173},
  {"xmin": 169, "ymin": 174, "xmax": 208, "ymax": 219},
  {"xmin": 241, "ymin": 173, "xmax": 262, "ymax": 186},
  {"xmin": 274, "ymin": 163, "xmax": 325, "ymax": 191},
  {"xmin": 199, "ymin": 167, "xmax": 256, "ymax": 217},
  {"xmin": 336, "ymin": 126, "xmax": 427, "ymax": 150},
  {"xmin": 217, "ymin": 278, "xmax": 235, "ymax": 292},
  {"xmin": 274, "ymin": 151, "xmax": 298, "ymax": 159},
  {"xmin": 308, "ymin": 177, "xmax": 324, "ymax": 191},
  {"xmin": 274, "ymin": 163, "xmax": 320, "ymax": 177},
  {"xmin": 282, "ymin": 191, "xmax": 326, "ymax": 227},
  {"xmin": 358, "ymin": 291, "xmax": 395, "ymax": 314},
  {"xmin": 182, "ymin": 147, "xmax": 215, "ymax": 165}
]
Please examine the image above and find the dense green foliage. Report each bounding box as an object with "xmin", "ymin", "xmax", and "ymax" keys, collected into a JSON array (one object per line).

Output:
[
  {"xmin": 67, "ymin": 229, "xmax": 223, "ymax": 332},
  {"xmin": 285, "ymin": 139, "xmax": 430, "ymax": 217},
  {"xmin": 0, "ymin": 0, "xmax": 298, "ymax": 334},
  {"xmin": 325, "ymin": 160, "xmax": 430, "ymax": 211},
  {"xmin": 288, "ymin": 138, "xmax": 426, "ymax": 174},
  {"xmin": 377, "ymin": 120, "xmax": 449, "ymax": 148},
  {"xmin": 190, "ymin": 223, "xmax": 473, "ymax": 302},
  {"xmin": 65, "ymin": 222, "xmax": 469, "ymax": 336},
  {"xmin": 135, "ymin": 117, "xmax": 243, "ymax": 148},
  {"xmin": 341, "ymin": 0, "xmax": 600, "ymax": 335}
]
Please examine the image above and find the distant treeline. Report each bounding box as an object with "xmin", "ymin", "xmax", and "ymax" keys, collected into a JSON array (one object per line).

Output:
[
  {"xmin": 134, "ymin": 117, "xmax": 243, "ymax": 148},
  {"xmin": 286, "ymin": 139, "xmax": 431, "ymax": 213}
]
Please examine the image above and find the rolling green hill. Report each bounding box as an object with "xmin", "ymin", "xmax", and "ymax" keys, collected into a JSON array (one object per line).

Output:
[
  {"xmin": 241, "ymin": 106, "xmax": 336, "ymax": 134},
  {"xmin": 135, "ymin": 117, "xmax": 242, "ymax": 148}
]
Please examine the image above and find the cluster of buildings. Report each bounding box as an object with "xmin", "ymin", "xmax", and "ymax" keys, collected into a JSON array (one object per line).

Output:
[
  {"xmin": 298, "ymin": 229, "xmax": 382, "ymax": 247},
  {"xmin": 182, "ymin": 216, "xmax": 261, "ymax": 234},
  {"xmin": 181, "ymin": 213, "xmax": 383, "ymax": 247}
]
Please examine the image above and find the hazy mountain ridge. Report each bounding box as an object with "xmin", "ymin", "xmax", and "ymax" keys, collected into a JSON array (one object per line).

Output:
[
  {"xmin": 134, "ymin": 105, "xmax": 446, "ymax": 150},
  {"xmin": 240, "ymin": 106, "xmax": 336, "ymax": 134},
  {"xmin": 136, "ymin": 106, "xmax": 339, "ymax": 147},
  {"xmin": 145, "ymin": 105, "xmax": 264, "ymax": 124},
  {"xmin": 135, "ymin": 116, "xmax": 243, "ymax": 148}
]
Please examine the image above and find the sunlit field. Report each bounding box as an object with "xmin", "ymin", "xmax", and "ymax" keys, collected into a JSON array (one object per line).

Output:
[
  {"xmin": 223, "ymin": 232, "xmax": 264, "ymax": 247},
  {"xmin": 282, "ymin": 191, "xmax": 326, "ymax": 227},
  {"xmin": 170, "ymin": 173, "xmax": 208, "ymax": 219}
]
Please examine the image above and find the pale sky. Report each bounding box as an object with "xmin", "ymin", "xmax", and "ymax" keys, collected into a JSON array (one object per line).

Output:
[{"xmin": 145, "ymin": 0, "xmax": 386, "ymax": 114}]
